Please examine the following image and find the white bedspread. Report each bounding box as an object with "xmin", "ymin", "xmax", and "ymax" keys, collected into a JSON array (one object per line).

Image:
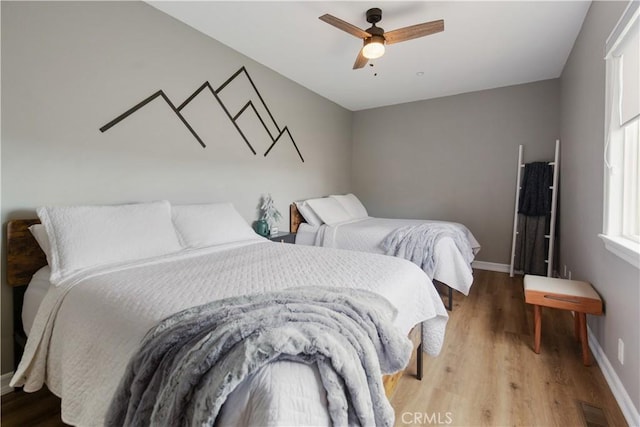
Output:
[
  {"xmin": 12, "ymin": 241, "xmax": 447, "ymax": 426},
  {"xmin": 312, "ymin": 217, "xmax": 481, "ymax": 295}
]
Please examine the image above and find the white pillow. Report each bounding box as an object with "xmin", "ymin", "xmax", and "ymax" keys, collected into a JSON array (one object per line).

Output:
[
  {"xmin": 295, "ymin": 201, "xmax": 324, "ymax": 226},
  {"xmin": 330, "ymin": 193, "xmax": 368, "ymax": 219},
  {"xmin": 172, "ymin": 203, "xmax": 260, "ymax": 248},
  {"xmin": 29, "ymin": 224, "xmax": 52, "ymax": 264},
  {"xmin": 37, "ymin": 201, "xmax": 182, "ymax": 285},
  {"xmin": 305, "ymin": 197, "xmax": 352, "ymax": 225}
]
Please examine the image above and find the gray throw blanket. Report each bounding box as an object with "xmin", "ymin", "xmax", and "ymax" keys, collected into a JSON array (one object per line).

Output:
[
  {"xmin": 381, "ymin": 223, "xmax": 475, "ymax": 277},
  {"xmin": 518, "ymin": 162, "xmax": 552, "ymax": 216},
  {"xmin": 106, "ymin": 287, "xmax": 413, "ymax": 427},
  {"xmin": 514, "ymin": 214, "xmax": 547, "ymax": 275}
]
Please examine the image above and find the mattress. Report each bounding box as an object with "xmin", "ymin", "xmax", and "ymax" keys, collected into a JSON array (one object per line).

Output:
[
  {"xmin": 294, "ymin": 222, "xmax": 321, "ymax": 246},
  {"xmin": 22, "ymin": 266, "xmax": 51, "ymax": 336},
  {"xmin": 310, "ymin": 217, "xmax": 481, "ymax": 295},
  {"xmin": 13, "ymin": 240, "xmax": 448, "ymax": 426}
]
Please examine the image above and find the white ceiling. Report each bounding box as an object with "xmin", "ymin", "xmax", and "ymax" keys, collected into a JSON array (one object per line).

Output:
[{"xmin": 149, "ymin": 1, "xmax": 591, "ymax": 111}]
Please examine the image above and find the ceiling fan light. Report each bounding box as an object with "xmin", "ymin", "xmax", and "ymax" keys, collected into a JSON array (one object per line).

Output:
[{"xmin": 362, "ymin": 36, "xmax": 385, "ymax": 59}]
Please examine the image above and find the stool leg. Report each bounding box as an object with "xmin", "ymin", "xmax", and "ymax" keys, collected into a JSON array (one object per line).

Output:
[
  {"xmin": 534, "ymin": 305, "xmax": 542, "ymax": 354},
  {"xmin": 417, "ymin": 342, "xmax": 423, "ymax": 380},
  {"xmin": 579, "ymin": 312, "xmax": 590, "ymax": 366},
  {"xmin": 574, "ymin": 311, "xmax": 580, "ymax": 341}
]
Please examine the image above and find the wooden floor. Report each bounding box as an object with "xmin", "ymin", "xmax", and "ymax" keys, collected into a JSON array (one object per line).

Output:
[
  {"xmin": 1, "ymin": 386, "xmax": 65, "ymax": 426},
  {"xmin": 0, "ymin": 270, "xmax": 627, "ymax": 426},
  {"xmin": 390, "ymin": 270, "xmax": 626, "ymax": 426}
]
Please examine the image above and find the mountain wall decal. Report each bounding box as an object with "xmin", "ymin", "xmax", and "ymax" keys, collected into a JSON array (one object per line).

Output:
[{"xmin": 100, "ymin": 67, "xmax": 304, "ymax": 162}]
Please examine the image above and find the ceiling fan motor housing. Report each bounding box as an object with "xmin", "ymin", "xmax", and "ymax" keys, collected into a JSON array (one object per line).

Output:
[{"xmin": 367, "ymin": 26, "xmax": 384, "ymax": 37}]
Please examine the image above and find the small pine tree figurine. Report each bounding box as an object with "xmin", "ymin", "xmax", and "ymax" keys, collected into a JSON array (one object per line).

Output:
[{"xmin": 260, "ymin": 194, "xmax": 282, "ymax": 232}]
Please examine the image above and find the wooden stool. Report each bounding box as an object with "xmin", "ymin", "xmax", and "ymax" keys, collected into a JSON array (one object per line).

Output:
[{"xmin": 523, "ymin": 275, "xmax": 603, "ymax": 366}]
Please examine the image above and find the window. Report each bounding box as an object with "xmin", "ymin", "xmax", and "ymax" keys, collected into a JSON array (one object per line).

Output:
[{"xmin": 601, "ymin": 1, "xmax": 640, "ymax": 268}]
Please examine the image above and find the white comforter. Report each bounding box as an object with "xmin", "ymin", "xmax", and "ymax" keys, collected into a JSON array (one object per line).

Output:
[
  {"xmin": 310, "ymin": 217, "xmax": 481, "ymax": 295},
  {"xmin": 12, "ymin": 240, "xmax": 448, "ymax": 426}
]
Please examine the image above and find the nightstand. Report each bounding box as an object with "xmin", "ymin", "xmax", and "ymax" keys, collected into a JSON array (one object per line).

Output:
[{"xmin": 268, "ymin": 232, "xmax": 296, "ymax": 244}]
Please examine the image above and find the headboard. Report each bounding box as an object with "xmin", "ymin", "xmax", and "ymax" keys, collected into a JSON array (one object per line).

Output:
[
  {"xmin": 6, "ymin": 219, "xmax": 46, "ymax": 287},
  {"xmin": 289, "ymin": 203, "xmax": 306, "ymax": 234}
]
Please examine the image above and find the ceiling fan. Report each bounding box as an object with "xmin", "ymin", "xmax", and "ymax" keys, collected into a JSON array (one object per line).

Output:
[{"xmin": 319, "ymin": 8, "xmax": 444, "ymax": 69}]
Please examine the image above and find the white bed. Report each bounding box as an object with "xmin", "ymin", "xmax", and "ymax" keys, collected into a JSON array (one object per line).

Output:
[
  {"xmin": 292, "ymin": 196, "xmax": 481, "ymax": 300},
  {"xmin": 12, "ymin": 203, "xmax": 448, "ymax": 426}
]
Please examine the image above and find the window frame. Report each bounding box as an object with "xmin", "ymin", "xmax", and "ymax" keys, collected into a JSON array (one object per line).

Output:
[{"xmin": 600, "ymin": 0, "xmax": 640, "ymax": 269}]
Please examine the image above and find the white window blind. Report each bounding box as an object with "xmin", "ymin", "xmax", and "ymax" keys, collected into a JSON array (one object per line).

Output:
[
  {"xmin": 618, "ymin": 19, "xmax": 639, "ymax": 126},
  {"xmin": 605, "ymin": 0, "xmax": 639, "ymax": 126}
]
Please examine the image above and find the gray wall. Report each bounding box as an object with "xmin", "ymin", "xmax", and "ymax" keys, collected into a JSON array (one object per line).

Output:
[
  {"xmin": 560, "ymin": 0, "xmax": 639, "ymax": 413},
  {"xmin": 352, "ymin": 80, "xmax": 560, "ymax": 264},
  {"xmin": 0, "ymin": 1, "xmax": 352, "ymax": 373}
]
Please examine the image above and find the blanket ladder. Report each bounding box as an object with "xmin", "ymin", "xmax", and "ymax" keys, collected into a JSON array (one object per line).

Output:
[{"xmin": 509, "ymin": 139, "xmax": 560, "ymax": 277}]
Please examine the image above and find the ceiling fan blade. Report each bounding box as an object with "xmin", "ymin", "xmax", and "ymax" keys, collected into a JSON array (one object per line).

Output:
[
  {"xmin": 353, "ymin": 49, "xmax": 369, "ymax": 69},
  {"xmin": 319, "ymin": 14, "xmax": 371, "ymax": 39},
  {"xmin": 384, "ymin": 19, "xmax": 444, "ymax": 45}
]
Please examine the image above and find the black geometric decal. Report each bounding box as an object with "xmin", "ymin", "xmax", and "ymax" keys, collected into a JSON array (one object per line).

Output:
[{"xmin": 100, "ymin": 67, "xmax": 304, "ymax": 162}]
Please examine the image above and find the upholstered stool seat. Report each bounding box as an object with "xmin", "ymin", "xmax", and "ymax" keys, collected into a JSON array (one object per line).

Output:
[{"xmin": 523, "ymin": 275, "xmax": 603, "ymax": 366}]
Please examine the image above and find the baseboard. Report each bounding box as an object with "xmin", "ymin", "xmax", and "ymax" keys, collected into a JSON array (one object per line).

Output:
[
  {"xmin": 1, "ymin": 372, "xmax": 14, "ymax": 396},
  {"xmin": 587, "ymin": 326, "xmax": 640, "ymax": 426},
  {"xmin": 471, "ymin": 261, "xmax": 511, "ymax": 273}
]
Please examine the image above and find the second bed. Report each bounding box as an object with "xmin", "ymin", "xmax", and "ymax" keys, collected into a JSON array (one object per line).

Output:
[{"xmin": 291, "ymin": 195, "xmax": 481, "ymax": 309}]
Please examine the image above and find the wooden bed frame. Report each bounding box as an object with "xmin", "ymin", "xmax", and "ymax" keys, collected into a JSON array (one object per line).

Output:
[
  {"xmin": 6, "ymin": 218, "xmax": 422, "ymax": 399},
  {"xmin": 6, "ymin": 219, "xmax": 47, "ymax": 287},
  {"xmin": 289, "ymin": 203, "xmax": 305, "ymax": 233}
]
